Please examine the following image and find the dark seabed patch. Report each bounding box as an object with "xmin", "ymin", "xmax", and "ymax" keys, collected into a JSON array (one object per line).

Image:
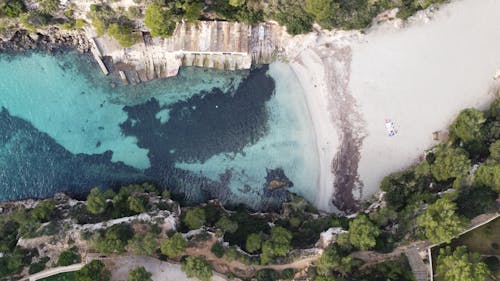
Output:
[
  {"xmin": 120, "ymin": 65, "xmax": 275, "ymax": 165},
  {"xmin": 117, "ymin": 65, "xmax": 290, "ymax": 208},
  {"xmin": 0, "ymin": 108, "xmax": 147, "ymax": 201}
]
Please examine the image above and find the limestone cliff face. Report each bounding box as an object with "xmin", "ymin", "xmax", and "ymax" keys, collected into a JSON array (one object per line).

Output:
[
  {"xmin": 92, "ymin": 21, "xmax": 289, "ymax": 84},
  {"xmin": 0, "ymin": 19, "xmax": 289, "ymax": 84}
]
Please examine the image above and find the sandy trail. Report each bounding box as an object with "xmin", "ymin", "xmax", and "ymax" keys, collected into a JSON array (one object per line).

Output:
[{"xmin": 286, "ymin": 0, "xmax": 500, "ymax": 212}]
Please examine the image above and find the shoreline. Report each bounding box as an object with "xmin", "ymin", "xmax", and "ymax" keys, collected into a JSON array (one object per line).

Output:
[{"xmin": 283, "ymin": 0, "xmax": 500, "ymax": 213}]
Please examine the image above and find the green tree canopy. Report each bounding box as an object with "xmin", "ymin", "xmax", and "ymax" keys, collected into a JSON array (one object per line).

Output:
[
  {"xmin": 304, "ymin": 0, "xmax": 337, "ymax": 28},
  {"xmin": 245, "ymin": 233, "xmax": 262, "ymax": 253},
  {"xmin": 488, "ymin": 140, "xmax": 500, "ymax": 163},
  {"xmin": 76, "ymin": 260, "xmax": 110, "ymax": 281},
  {"xmin": 107, "ymin": 22, "xmax": 137, "ymax": 48},
  {"xmin": 347, "ymin": 214, "xmax": 380, "ymax": 250},
  {"xmin": 93, "ymin": 223, "xmax": 133, "ymax": 253},
  {"xmin": 128, "ymin": 266, "xmax": 152, "ymax": 281},
  {"xmin": 127, "ymin": 195, "xmax": 147, "ymax": 213},
  {"xmin": 215, "ymin": 216, "xmax": 238, "ymax": 233},
  {"xmin": 436, "ymin": 246, "xmax": 490, "ymax": 281},
  {"xmin": 0, "ymin": 0, "xmax": 26, "ymax": 18},
  {"xmin": 57, "ymin": 247, "xmax": 80, "ymax": 266},
  {"xmin": 259, "ymin": 226, "xmax": 293, "ymax": 265},
  {"xmin": 128, "ymin": 232, "xmax": 157, "ymax": 256},
  {"xmin": 450, "ymin": 108, "xmax": 486, "ymax": 143},
  {"xmin": 316, "ymin": 243, "xmax": 357, "ymax": 277},
  {"xmin": 183, "ymin": 208, "xmax": 206, "ymax": 230},
  {"xmin": 416, "ymin": 198, "xmax": 467, "ymax": 243},
  {"xmin": 31, "ymin": 199, "xmax": 56, "ymax": 222},
  {"xmin": 160, "ymin": 232, "xmax": 187, "ymax": 258},
  {"xmin": 266, "ymin": 0, "xmax": 314, "ymax": 35},
  {"xmin": 430, "ymin": 145, "xmax": 471, "ymax": 182},
  {"xmin": 181, "ymin": 256, "xmax": 213, "ymax": 281},
  {"xmin": 270, "ymin": 226, "xmax": 293, "ymax": 256},
  {"xmin": 144, "ymin": 4, "xmax": 177, "ymax": 37},
  {"xmin": 86, "ymin": 187, "xmax": 107, "ymax": 215},
  {"xmin": 183, "ymin": 1, "xmax": 203, "ymax": 22},
  {"xmin": 475, "ymin": 164, "xmax": 500, "ymax": 192},
  {"xmin": 380, "ymin": 169, "xmax": 423, "ymax": 211}
]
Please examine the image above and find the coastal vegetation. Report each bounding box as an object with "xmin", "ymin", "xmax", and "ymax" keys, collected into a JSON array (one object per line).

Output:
[
  {"xmin": 436, "ymin": 246, "xmax": 491, "ymax": 281},
  {"xmin": 0, "ymin": 96, "xmax": 498, "ymax": 281},
  {"xmin": 0, "ymin": 0, "xmax": 452, "ymax": 49},
  {"xmin": 128, "ymin": 266, "xmax": 152, "ymax": 281}
]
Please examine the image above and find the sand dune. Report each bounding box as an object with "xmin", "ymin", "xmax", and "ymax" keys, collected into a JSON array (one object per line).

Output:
[{"xmin": 285, "ymin": 0, "xmax": 500, "ymax": 212}]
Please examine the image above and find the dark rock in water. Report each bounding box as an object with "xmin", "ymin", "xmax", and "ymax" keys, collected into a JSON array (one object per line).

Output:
[
  {"xmin": 265, "ymin": 167, "xmax": 293, "ymax": 190},
  {"xmin": 267, "ymin": 179, "xmax": 291, "ymax": 190}
]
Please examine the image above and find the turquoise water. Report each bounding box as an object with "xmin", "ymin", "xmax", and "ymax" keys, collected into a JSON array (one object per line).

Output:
[{"xmin": 0, "ymin": 51, "xmax": 318, "ymax": 209}]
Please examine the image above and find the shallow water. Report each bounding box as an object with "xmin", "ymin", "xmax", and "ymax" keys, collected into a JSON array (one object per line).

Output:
[{"xmin": 0, "ymin": 51, "xmax": 318, "ymax": 208}]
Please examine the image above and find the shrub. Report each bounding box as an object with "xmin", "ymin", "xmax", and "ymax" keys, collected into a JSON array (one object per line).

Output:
[
  {"xmin": 430, "ymin": 145, "xmax": 471, "ymax": 182},
  {"xmin": 483, "ymin": 256, "xmax": 499, "ymax": 273},
  {"xmin": 265, "ymin": 0, "xmax": 313, "ymax": 35},
  {"xmin": 416, "ymin": 198, "xmax": 467, "ymax": 243},
  {"xmin": 127, "ymin": 195, "xmax": 147, "ymax": 213},
  {"xmin": 160, "ymin": 232, "xmax": 187, "ymax": 258},
  {"xmin": 20, "ymin": 11, "xmax": 51, "ymax": 31},
  {"xmin": 128, "ymin": 266, "xmax": 152, "ymax": 281},
  {"xmin": 128, "ymin": 232, "xmax": 157, "ymax": 256},
  {"xmin": 86, "ymin": 187, "xmax": 107, "ymax": 215},
  {"xmin": 183, "ymin": 208, "xmax": 206, "ymax": 230},
  {"xmin": 224, "ymin": 245, "xmax": 238, "ymax": 261},
  {"xmin": 75, "ymin": 19, "xmax": 86, "ymax": 29},
  {"xmin": 93, "ymin": 223, "xmax": 133, "ymax": 253},
  {"xmin": 215, "ymin": 216, "xmax": 238, "ymax": 233},
  {"xmin": 107, "ymin": 22, "xmax": 137, "ymax": 48},
  {"xmin": 181, "ymin": 256, "xmax": 213, "ymax": 281},
  {"xmin": 437, "ymin": 246, "xmax": 490, "ymax": 281},
  {"xmin": 0, "ymin": 0, "xmax": 26, "ymax": 18},
  {"xmin": 456, "ymin": 186, "xmax": 497, "ymax": 219},
  {"xmin": 32, "ymin": 199, "xmax": 56, "ymax": 222},
  {"xmin": 245, "ymin": 233, "xmax": 262, "ymax": 253},
  {"xmin": 348, "ymin": 215, "xmax": 380, "ymax": 251},
  {"xmin": 255, "ymin": 268, "xmax": 279, "ymax": 281},
  {"xmin": 211, "ymin": 241, "xmax": 224, "ymax": 258},
  {"xmin": 144, "ymin": 4, "xmax": 177, "ymax": 37},
  {"xmin": 76, "ymin": 260, "xmax": 111, "ymax": 281},
  {"xmin": 450, "ymin": 108, "xmax": 487, "ymax": 144},
  {"xmin": 58, "ymin": 247, "xmax": 80, "ymax": 266},
  {"xmin": 28, "ymin": 261, "xmax": 46, "ymax": 274},
  {"xmin": 183, "ymin": 1, "xmax": 203, "ymax": 22}
]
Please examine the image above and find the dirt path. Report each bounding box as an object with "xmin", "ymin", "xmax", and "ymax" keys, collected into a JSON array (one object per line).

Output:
[
  {"xmin": 184, "ymin": 236, "xmax": 322, "ymax": 279},
  {"xmin": 351, "ymin": 241, "xmax": 429, "ymax": 269}
]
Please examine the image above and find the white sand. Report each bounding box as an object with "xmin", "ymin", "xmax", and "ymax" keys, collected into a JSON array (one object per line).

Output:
[
  {"xmin": 285, "ymin": 0, "xmax": 500, "ymax": 211},
  {"xmin": 288, "ymin": 49, "xmax": 341, "ymax": 211}
]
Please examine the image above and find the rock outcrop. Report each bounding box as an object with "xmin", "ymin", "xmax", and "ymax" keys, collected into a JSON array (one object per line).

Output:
[{"xmin": 0, "ymin": 28, "xmax": 90, "ymax": 53}]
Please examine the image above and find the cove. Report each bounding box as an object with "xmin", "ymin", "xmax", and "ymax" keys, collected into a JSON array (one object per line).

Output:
[{"xmin": 0, "ymin": 51, "xmax": 318, "ymax": 209}]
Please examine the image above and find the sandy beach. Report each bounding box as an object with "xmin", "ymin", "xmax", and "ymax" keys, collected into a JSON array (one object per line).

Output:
[{"xmin": 285, "ymin": 0, "xmax": 500, "ymax": 212}]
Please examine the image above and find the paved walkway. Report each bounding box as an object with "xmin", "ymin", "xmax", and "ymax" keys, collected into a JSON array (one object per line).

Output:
[
  {"xmin": 405, "ymin": 247, "xmax": 428, "ymax": 281},
  {"xmin": 28, "ymin": 263, "xmax": 85, "ymax": 281}
]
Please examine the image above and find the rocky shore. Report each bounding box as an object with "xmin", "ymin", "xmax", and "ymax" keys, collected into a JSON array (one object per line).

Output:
[{"xmin": 0, "ymin": 27, "xmax": 90, "ymax": 53}]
